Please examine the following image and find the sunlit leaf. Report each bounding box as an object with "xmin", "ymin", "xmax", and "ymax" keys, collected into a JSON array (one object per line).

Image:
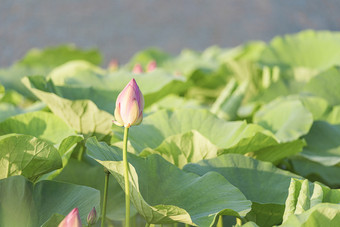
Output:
[
  {"xmin": 140, "ymin": 130, "xmax": 218, "ymax": 168},
  {"xmin": 260, "ymin": 30, "xmax": 340, "ymax": 70},
  {"xmin": 86, "ymin": 137, "xmax": 251, "ymax": 226},
  {"xmin": 254, "ymin": 97, "xmax": 313, "ymax": 142},
  {"xmin": 184, "ymin": 154, "xmax": 301, "ymax": 227},
  {"xmin": 0, "ymin": 134, "xmax": 62, "ymax": 181}
]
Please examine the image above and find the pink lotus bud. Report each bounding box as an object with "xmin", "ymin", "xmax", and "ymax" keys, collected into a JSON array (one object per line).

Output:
[
  {"xmin": 87, "ymin": 207, "xmax": 97, "ymax": 225},
  {"xmin": 108, "ymin": 59, "xmax": 118, "ymax": 71},
  {"xmin": 132, "ymin": 63, "xmax": 143, "ymax": 74},
  {"xmin": 58, "ymin": 208, "xmax": 82, "ymax": 227},
  {"xmin": 146, "ymin": 60, "xmax": 157, "ymax": 72},
  {"xmin": 174, "ymin": 71, "xmax": 182, "ymax": 77},
  {"xmin": 113, "ymin": 78, "xmax": 144, "ymax": 128}
]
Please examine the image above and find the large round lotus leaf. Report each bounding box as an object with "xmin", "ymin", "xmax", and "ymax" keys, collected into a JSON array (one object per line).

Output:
[
  {"xmin": 184, "ymin": 154, "xmax": 301, "ymax": 227},
  {"xmin": 0, "ymin": 175, "xmax": 100, "ymax": 227},
  {"xmin": 304, "ymin": 67, "xmax": 340, "ymax": 106},
  {"xmin": 22, "ymin": 76, "xmax": 113, "ymax": 140},
  {"xmin": 47, "ymin": 60, "xmax": 187, "ymax": 108},
  {"xmin": 280, "ymin": 203, "xmax": 340, "ymax": 227},
  {"xmin": 117, "ymin": 108, "xmax": 275, "ymax": 154},
  {"xmin": 54, "ymin": 158, "xmax": 136, "ymax": 221},
  {"xmin": 0, "ymin": 45, "xmax": 102, "ymax": 98},
  {"xmin": 86, "ymin": 137, "xmax": 251, "ymax": 226},
  {"xmin": 0, "ymin": 111, "xmax": 76, "ymax": 145},
  {"xmin": 301, "ymin": 121, "xmax": 340, "ymax": 166},
  {"xmin": 140, "ymin": 130, "xmax": 219, "ymax": 168},
  {"xmin": 254, "ymin": 97, "xmax": 313, "ymax": 142},
  {"xmin": 259, "ymin": 30, "xmax": 340, "ymax": 70},
  {"xmin": 0, "ymin": 134, "xmax": 62, "ymax": 181}
]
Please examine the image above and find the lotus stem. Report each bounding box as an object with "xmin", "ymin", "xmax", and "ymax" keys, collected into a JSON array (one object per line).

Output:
[
  {"xmin": 123, "ymin": 126, "xmax": 130, "ymax": 227},
  {"xmin": 236, "ymin": 217, "xmax": 242, "ymax": 225},
  {"xmin": 217, "ymin": 215, "xmax": 223, "ymax": 227},
  {"xmin": 101, "ymin": 168, "xmax": 110, "ymax": 227}
]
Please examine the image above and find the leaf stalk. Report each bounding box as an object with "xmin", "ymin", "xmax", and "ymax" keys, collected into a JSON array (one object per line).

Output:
[{"xmin": 101, "ymin": 168, "xmax": 110, "ymax": 227}]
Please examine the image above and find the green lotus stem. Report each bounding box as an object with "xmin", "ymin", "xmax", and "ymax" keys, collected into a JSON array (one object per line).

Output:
[
  {"xmin": 77, "ymin": 142, "xmax": 85, "ymax": 161},
  {"xmin": 145, "ymin": 223, "xmax": 150, "ymax": 227},
  {"xmin": 217, "ymin": 215, "xmax": 223, "ymax": 227},
  {"xmin": 77, "ymin": 148, "xmax": 84, "ymax": 161},
  {"xmin": 236, "ymin": 217, "xmax": 242, "ymax": 225},
  {"xmin": 123, "ymin": 126, "xmax": 130, "ymax": 227},
  {"xmin": 101, "ymin": 168, "xmax": 110, "ymax": 227}
]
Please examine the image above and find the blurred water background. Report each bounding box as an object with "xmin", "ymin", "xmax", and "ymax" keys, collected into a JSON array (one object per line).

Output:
[{"xmin": 1, "ymin": 0, "xmax": 340, "ymax": 67}]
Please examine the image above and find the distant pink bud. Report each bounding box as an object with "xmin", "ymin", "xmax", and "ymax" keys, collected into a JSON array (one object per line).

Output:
[
  {"xmin": 174, "ymin": 71, "xmax": 182, "ymax": 77},
  {"xmin": 87, "ymin": 207, "xmax": 97, "ymax": 225},
  {"xmin": 108, "ymin": 59, "xmax": 118, "ymax": 71},
  {"xmin": 132, "ymin": 63, "xmax": 143, "ymax": 74},
  {"xmin": 146, "ymin": 60, "xmax": 157, "ymax": 72},
  {"xmin": 58, "ymin": 208, "xmax": 82, "ymax": 227},
  {"xmin": 113, "ymin": 78, "xmax": 144, "ymax": 128}
]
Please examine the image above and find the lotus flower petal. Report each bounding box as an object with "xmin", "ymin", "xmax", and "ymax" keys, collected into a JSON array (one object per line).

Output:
[
  {"xmin": 58, "ymin": 208, "xmax": 82, "ymax": 227},
  {"xmin": 113, "ymin": 78, "xmax": 144, "ymax": 128}
]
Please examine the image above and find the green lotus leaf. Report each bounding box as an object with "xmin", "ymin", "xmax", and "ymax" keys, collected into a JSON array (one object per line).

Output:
[
  {"xmin": 0, "ymin": 103, "xmax": 26, "ymax": 122},
  {"xmin": 22, "ymin": 76, "xmax": 113, "ymax": 140},
  {"xmin": 234, "ymin": 41, "xmax": 266, "ymax": 61},
  {"xmin": 239, "ymin": 221, "xmax": 260, "ymax": 227},
  {"xmin": 324, "ymin": 105, "xmax": 340, "ymax": 124},
  {"xmin": 47, "ymin": 60, "xmax": 187, "ymax": 109},
  {"xmin": 0, "ymin": 111, "xmax": 82, "ymax": 180},
  {"xmin": 0, "ymin": 111, "xmax": 76, "ymax": 145},
  {"xmin": 290, "ymin": 156, "xmax": 340, "ymax": 188},
  {"xmin": 304, "ymin": 67, "xmax": 340, "ymax": 106},
  {"xmin": 140, "ymin": 130, "xmax": 219, "ymax": 168},
  {"xmin": 146, "ymin": 94, "xmax": 203, "ymax": 112},
  {"xmin": 0, "ymin": 175, "xmax": 100, "ymax": 227},
  {"xmin": 282, "ymin": 178, "xmax": 340, "ymax": 226},
  {"xmin": 280, "ymin": 203, "xmax": 340, "ymax": 227},
  {"xmin": 260, "ymin": 30, "xmax": 340, "ymax": 70},
  {"xmin": 0, "ymin": 45, "xmax": 102, "ymax": 98},
  {"xmin": 211, "ymin": 79, "xmax": 247, "ymax": 121},
  {"xmin": 40, "ymin": 214, "xmax": 65, "ymax": 227},
  {"xmin": 18, "ymin": 45, "xmax": 102, "ymax": 69},
  {"xmin": 184, "ymin": 154, "xmax": 301, "ymax": 227},
  {"xmin": 0, "ymin": 83, "xmax": 4, "ymax": 100},
  {"xmin": 117, "ymin": 108, "xmax": 275, "ymax": 154},
  {"xmin": 54, "ymin": 158, "xmax": 135, "ymax": 221},
  {"xmin": 254, "ymin": 97, "xmax": 313, "ymax": 142},
  {"xmin": 0, "ymin": 134, "xmax": 62, "ymax": 181},
  {"xmin": 86, "ymin": 137, "xmax": 251, "ymax": 226},
  {"xmin": 301, "ymin": 121, "xmax": 340, "ymax": 166}
]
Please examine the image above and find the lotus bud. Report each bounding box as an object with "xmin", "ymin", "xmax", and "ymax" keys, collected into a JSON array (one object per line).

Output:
[
  {"xmin": 58, "ymin": 208, "xmax": 82, "ymax": 227},
  {"xmin": 174, "ymin": 71, "xmax": 182, "ymax": 77},
  {"xmin": 87, "ymin": 207, "xmax": 97, "ymax": 225},
  {"xmin": 146, "ymin": 60, "xmax": 157, "ymax": 72},
  {"xmin": 132, "ymin": 63, "xmax": 143, "ymax": 74},
  {"xmin": 108, "ymin": 59, "xmax": 118, "ymax": 71},
  {"xmin": 113, "ymin": 78, "xmax": 144, "ymax": 128}
]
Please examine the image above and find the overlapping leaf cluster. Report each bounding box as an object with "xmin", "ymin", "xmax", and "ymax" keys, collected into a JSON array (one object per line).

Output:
[{"xmin": 1, "ymin": 30, "xmax": 340, "ymax": 227}]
